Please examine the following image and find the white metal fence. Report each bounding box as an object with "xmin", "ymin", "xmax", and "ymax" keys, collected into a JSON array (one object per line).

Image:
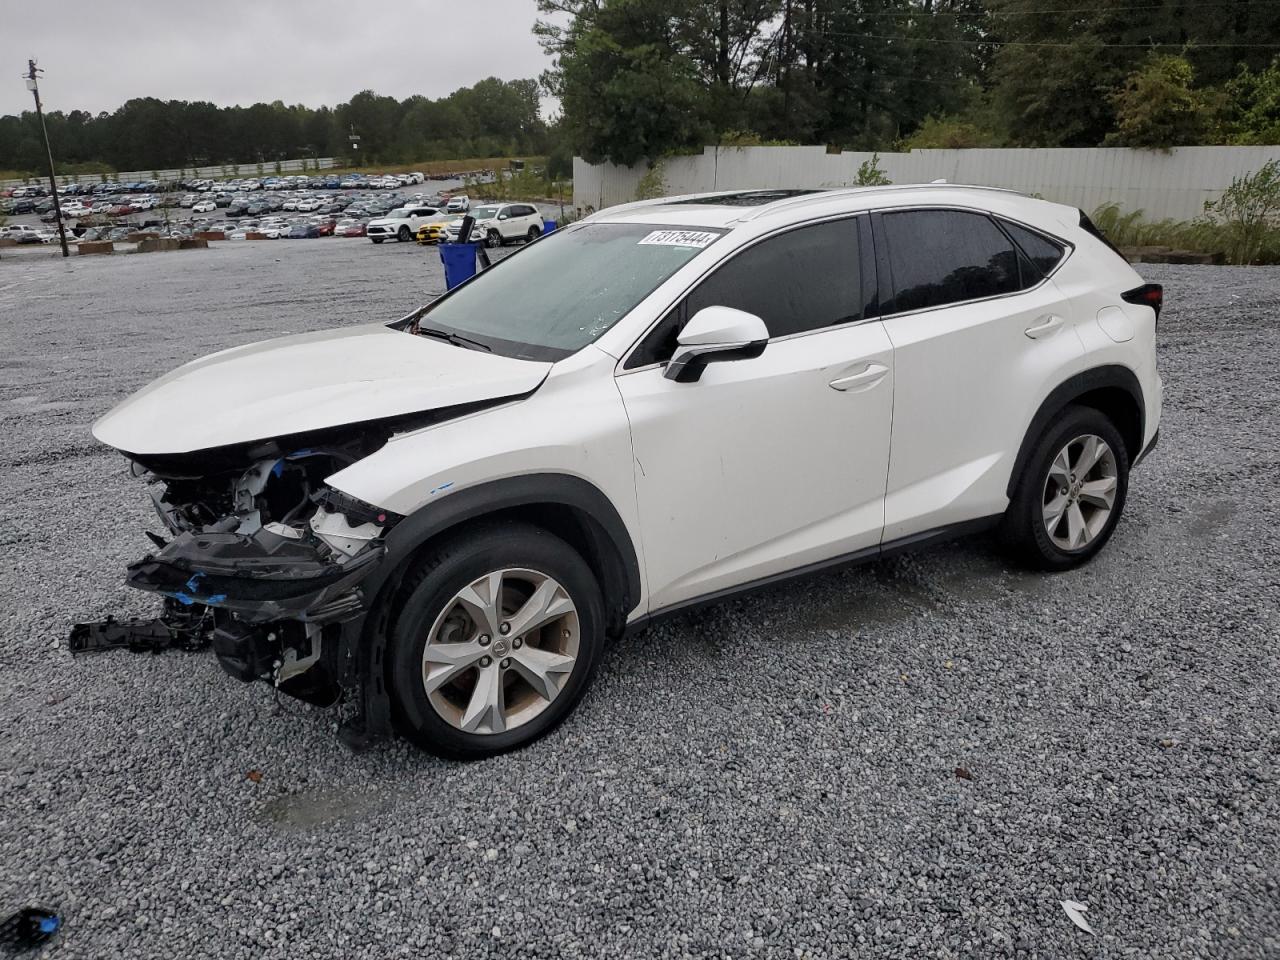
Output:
[
  {"xmin": 1, "ymin": 157, "xmax": 339, "ymax": 190},
  {"xmin": 574, "ymin": 145, "xmax": 1280, "ymax": 221}
]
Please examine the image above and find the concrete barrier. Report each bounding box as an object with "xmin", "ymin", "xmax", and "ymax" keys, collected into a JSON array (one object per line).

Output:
[
  {"xmin": 78, "ymin": 241, "xmax": 114, "ymax": 255},
  {"xmin": 127, "ymin": 231, "xmax": 161, "ymax": 243},
  {"xmin": 196, "ymin": 230, "xmax": 226, "ymax": 241},
  {"xmin": 245, "ymin": 232, "xmax": 267, "ymax": 240},
  {"xmin": 1120, "ymin": 245, "xmax": 1224, "ymax": 265},
  {"xmin": 178, "ymin": 238, "xmax": 209, "ymax": 250},
  {"xmin": 136, "ymin": 238, "xmax": 180, "ymax": 253},
  {"xmin": 0, "ymin": 238, "xmax": 16, "ymax": 248}
]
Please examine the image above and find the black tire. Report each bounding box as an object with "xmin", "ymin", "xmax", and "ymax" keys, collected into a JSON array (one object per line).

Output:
[
  {"xmin": 386, "ymin": 522, "xmax": 605, "ymax": 760},
  {"xmin": 397, "ymin": 226, "xmax": 411, "ymax": 242},
  {"xmin": 486, "ymin": 229, "xmax": 502, "ymax": 248},
  {"xmin": 371, "ymin": 237, "xmax": 383, "ymax": 244},
  {"xmin": 526, "ymin": 225, "xmax": 541, "ymax": 242},
  {"xmin": 1002, "ymin": 404, "xmax": 1130, "ymax": 571}
]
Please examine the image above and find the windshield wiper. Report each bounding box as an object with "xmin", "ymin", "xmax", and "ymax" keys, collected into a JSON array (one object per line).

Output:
[{"xmin": 416, "ymin": 325, "xmax": 492, "ymax": 352}]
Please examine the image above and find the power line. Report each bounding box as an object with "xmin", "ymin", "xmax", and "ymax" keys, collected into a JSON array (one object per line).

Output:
[
  {"xmin": 817, "ymin": 0, "xmax": 1280, "ymax": 18},
  {"xmin": 801, "ymin": 28, "xmax": 1280, "ymax": 49}
]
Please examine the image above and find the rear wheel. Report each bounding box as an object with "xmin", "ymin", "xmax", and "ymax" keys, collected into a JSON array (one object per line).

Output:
[
  {"xmin": 386, "ymin": 523, "xmax": 605, "ymax": 759},
  {"xmin": 526, "ymin": 225, "xmax": 541, "ymax": 242},
  {"xmin": 1002, "ymin": 405, "xmax": 1129, "ymax": 570}
]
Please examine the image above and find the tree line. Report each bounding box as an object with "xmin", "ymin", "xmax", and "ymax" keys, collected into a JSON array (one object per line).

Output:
[
  {"xmin": 537, "ymin": 0, "xmax": 1280, "ymax": 166},
  {"xmin": 5, "ymin": 2, "xmax": 1280, "ymax": 179},
  {"xmin": 0, "ymin": 78, "xmax": 551, "ymax": 175}
]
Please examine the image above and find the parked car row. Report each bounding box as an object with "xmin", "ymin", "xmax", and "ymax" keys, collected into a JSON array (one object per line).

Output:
[
  {"xmin": 3, "ymin": 167, "xmax": 478, "ymax": 205},
  {"xmin": 2, "ymin": 212, "xmax": 378, "ymax": 246}
]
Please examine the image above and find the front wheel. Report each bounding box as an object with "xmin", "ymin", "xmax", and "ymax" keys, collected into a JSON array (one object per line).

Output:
[
  {"xmin": 485, "ymin": 229, "xmax": 502, "ymax": 248},
  {"xmin": 397, "ymin": 226, "xmax": 411, "ymax": 242},
  {"xmin": 386, "ymin": 522, "xmax": 605, "ymax": 759},
  {"xmin": 1002, "ymin": 405, "xmax": 1130, "ymax": 571}
]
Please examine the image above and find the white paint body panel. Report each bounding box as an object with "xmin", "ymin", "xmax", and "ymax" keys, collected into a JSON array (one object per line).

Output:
[
  {"xmin": 93, "ymin": 324, "xmax": 550, "ymax": 454},
  {"xmin": 880, "ymin": 277, "xmax": 1085, "ymax": 540},
  {"xmin": 617, "ymin": 323, "xmax": 894, "ymax": 609}
]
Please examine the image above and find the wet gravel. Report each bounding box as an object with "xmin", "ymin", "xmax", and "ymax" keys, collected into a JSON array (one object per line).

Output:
[{"xmin": 0, "ymin": 246, "xmax": 1277, "ymax": 959}]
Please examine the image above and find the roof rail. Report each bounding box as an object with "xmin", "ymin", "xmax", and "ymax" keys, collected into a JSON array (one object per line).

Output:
[{"xmin": 733, "ymin": 181, "xmax": 1025, "ymax": 222}]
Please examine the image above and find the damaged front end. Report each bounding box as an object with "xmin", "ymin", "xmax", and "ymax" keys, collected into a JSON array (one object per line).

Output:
[{"xmin": 76, "ymin": 424, "xmax": 409, "ymax": 744}]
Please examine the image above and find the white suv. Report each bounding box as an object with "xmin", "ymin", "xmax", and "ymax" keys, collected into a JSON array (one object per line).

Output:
[
  {"xmin": 367, "ymin": 205, "xmax": 447, "ymax": 243},
  {"xmin": 444, "ymin": 202, "xmax": 544, "ymax": 247},
  {"xmin": 90, "ymin": 186, "xmax": 1162, "ymax": 758}
]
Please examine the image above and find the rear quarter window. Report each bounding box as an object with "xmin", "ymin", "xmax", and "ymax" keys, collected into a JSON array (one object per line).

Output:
[{"xmin": 999, "ymin": 219, "xmax": 1067, "ymax": 282}]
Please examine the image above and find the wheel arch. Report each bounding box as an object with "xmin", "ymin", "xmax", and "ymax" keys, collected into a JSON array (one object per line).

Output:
[
  {"xmin": 363, "ymin": 474, "xmax": 642, "ymax": 640},
  {"xmin": 1007, "ymin": 365, "xmax": 1145, "ymax": 498}
]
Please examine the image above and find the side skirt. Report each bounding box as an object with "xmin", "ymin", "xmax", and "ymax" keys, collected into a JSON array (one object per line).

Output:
[{"xmin": 624, "ymin": 515, "xmax": 1002, "ymax": 636}]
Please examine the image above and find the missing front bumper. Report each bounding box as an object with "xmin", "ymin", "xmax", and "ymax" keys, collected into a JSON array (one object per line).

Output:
[{"xmin": 124, "ymin": 528, "xmax": 384, "ymax": 622}]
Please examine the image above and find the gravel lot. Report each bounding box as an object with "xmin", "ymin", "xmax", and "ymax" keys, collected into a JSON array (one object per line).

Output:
[{"xmin": 0, "ymin": 244, "xmax": 1277, "ymax": 959}]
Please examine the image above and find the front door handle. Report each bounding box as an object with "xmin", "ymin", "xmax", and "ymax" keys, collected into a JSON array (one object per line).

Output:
[
  {"xmin": 1024, "ymin": 315, "xmax": 1064, "ymax": 339},
  {"xmin": 829, "ymin": 362, "xmax": 889, "ymax": 392}
]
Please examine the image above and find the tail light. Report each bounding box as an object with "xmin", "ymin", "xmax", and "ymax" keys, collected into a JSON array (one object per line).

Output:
[{"xmin": 1122, "ymin": 283, "xmax": 1163, "ymax": 324}]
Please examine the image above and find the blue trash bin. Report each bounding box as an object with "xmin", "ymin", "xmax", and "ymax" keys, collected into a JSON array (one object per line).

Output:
[
  {"xmin": 439, "ymin": 242, "xmax": 480, "ymax": 290},
  {"xmin": 542, "ymin": 218, "xmax": 557, "ymax": 236}
]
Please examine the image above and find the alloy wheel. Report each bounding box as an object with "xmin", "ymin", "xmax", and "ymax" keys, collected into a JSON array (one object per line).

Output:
[
  {"xmin": 422, "ymin": 568, "xmax": 580, "ymax": 735},
  {"xmin": 1041, "ymin": 434, "xmax": 1118, "ymax": 551}
]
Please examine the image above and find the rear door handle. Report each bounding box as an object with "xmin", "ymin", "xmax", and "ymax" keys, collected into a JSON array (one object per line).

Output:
[
  {"xmin": 829, "ymin": 362, "xmax": 889, "ymax": 392},
  {"xmin": 1024, "ymin": 315, "xmax": 1064, "ymax": 339}
]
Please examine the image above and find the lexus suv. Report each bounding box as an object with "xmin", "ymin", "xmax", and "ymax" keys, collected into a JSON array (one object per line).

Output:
[
  {"xmin": 366, "ymin": 205, "xmax": 448, "ymax": 243},
  {"xmin": 90, "ymin": 186, "xmax": 1162, "ymax": 759},
  {"xmin": 443, "ymin": 202, "xmax": 544, "ymax": 247}
]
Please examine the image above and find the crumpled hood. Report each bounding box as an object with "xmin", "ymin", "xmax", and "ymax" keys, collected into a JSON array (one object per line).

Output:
[{"xmin": 94, "ymin": 323, "xmax": 551, "ymax": 455}]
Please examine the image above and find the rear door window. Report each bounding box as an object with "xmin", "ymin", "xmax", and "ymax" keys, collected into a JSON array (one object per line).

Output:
[{"xmin": 880, "ymin": 209, "xmax": 1021, "ymax": 313}]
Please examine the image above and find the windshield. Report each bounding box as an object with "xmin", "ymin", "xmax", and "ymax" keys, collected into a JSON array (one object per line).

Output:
[
  {"xmin": 417, "ymin": 222, "xmax": 725, "ymax": 360},
  {"xmin": 385, "ymin": 209, "xmax": 409, "ymax": 219},
  {"xmin": 472, "ymin": 206, "xmax": 499, "ymax": 219}
]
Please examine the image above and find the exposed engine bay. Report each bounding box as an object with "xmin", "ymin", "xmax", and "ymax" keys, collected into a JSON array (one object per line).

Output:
[
  {"xmin": 71, "ymin": 417, "xmax": 419, "ymax": 738},
  {"xmin": 74, "ymin": 315, "xmax": 554, "ymax": 747}
]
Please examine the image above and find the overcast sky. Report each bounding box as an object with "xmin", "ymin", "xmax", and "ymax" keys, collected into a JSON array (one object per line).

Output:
[{"xmin": 1, "ymin": 0, "xmax": 556, "ymax": 117}]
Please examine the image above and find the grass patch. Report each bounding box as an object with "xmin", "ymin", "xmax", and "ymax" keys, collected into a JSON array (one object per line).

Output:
[
  {"xmin": 1091, "ymin": 202, "xmax": 1280, "ymax": 265},
  {"xmin": 318, "ymin": 155, "xmax": 548, "ymax": 179},
  {"xmin": 463, "ymin": 167, "xmax": 572, "ymax": 204}
]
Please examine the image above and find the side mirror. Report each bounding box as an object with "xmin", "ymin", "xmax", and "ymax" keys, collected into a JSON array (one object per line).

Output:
[{"xmin": 664, "ymin": 306, "xmax": 769, "ymax": 383}]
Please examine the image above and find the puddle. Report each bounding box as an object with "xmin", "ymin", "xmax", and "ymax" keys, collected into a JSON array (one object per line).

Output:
[
  {"xmin": 260, "ymin": 787, "xmax": 391, "ymax": 830},
  {"xmin": 1187, "ymin": 499, "xmax": 1236, "ymax": 537},
  {"xmin": 4, "ymin": 398, "xmax": 78, "ymax": 415}
]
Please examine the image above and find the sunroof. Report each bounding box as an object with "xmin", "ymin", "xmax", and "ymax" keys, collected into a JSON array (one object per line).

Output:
[{"xmin": 669, "ymin": 189, "xmax": 824, "ymax": 207}]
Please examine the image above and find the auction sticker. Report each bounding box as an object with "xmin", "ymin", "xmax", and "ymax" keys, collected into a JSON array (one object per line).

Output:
[{"xmin": 638, "ymin": 230, "xmax": 718, "ymax": 248}]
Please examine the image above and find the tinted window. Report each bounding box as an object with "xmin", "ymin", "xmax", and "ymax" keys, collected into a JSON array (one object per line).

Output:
[
  {"xmin": 690, "ymin": 219, "xmax": 861, "ymax": 338},
  {"xmin": 882, "ymin": 210, "xmax": 1021, "ymax": 313},
  {"xmin": 626, "ymin": 218, "xmax": 861, "ymax": 368},
  {"xmin": 1001, "ymin": 219, "xmax": 1066, "ymax": 281}
]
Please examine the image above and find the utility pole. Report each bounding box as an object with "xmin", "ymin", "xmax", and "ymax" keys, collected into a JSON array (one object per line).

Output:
[{"xmin": 25, "ymin": 59, "xmax": 70, "ymax": 258}]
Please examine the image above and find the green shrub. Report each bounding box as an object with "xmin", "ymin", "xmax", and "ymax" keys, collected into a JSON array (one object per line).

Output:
[
  {"xmin": 1091, "ymin": 194, "xmax": 1280, "ymax": 265},
  {"xmin": 854, "ymin": 153, "xmax": 891, "ymax": 186},
  {"xmin": 634, "ymin": 161, "xmax": 668, "ymax": 200},
  {"xmin": 1203, "ymin": 160, "xmax": 1280, "ymax": 264}
]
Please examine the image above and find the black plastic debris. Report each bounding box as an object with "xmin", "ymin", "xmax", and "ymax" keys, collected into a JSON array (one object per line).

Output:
[
  {"xmin": 0, "ymin": 907, "xmax": 61, "ymax": 949},
  {"xmin": 69, "ymin": 598, "xmax": 212, "ymax": 654}
]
